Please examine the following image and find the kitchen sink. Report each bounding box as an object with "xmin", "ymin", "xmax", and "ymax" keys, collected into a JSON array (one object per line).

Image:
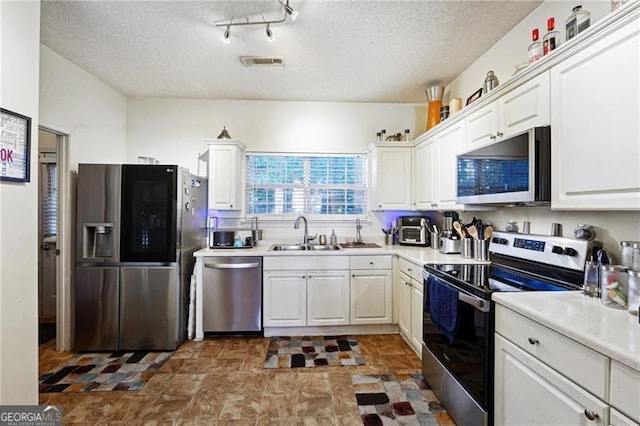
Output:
[{"xmin": 268, "ymin": 244, "xmax": 341, "ymax": 251}]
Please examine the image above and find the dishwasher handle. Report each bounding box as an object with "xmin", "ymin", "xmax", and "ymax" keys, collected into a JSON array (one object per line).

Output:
[{"xmin": 205, "ymin": 262, "xmax": 260, "ymax": 270}]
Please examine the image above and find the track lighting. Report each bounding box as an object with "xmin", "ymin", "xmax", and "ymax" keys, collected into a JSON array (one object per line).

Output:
[
  {"xmin": 266, "ymin": 24, "xmax": 275, "ymax": 42},
  {"xmin": 222, "ymin": 26, "xmax": 230, "ymax": 44},
  {"xmin": 215, "ymin": 0, "xmax": 297, "ymax": 43}
]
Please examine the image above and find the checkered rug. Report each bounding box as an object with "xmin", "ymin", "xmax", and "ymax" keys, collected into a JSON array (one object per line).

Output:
[
  {"xmin": 263, "ymin": 335, "xmax": 365, "ymax": 368},
  {"xmin": 39, "ymin": 351, "xmax": 173, "ymax": 393},
  {"xmin": 352, "ymin": 373, "xmax": 455, "ymax": 425}
]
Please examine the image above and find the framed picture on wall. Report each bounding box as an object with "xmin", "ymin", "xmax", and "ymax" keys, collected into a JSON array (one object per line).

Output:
[
  {"xmin": 466, "ymin": 88, "xmax": 483, "ymax": 106},
  {"xmin": 1, "ymin": 108, "xmax": 31, "ymax": 183}
]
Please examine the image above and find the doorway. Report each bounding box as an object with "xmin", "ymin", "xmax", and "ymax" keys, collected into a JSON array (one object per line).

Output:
[{"xmin": 38, "ymin": 129, "xmax": 59, "ymax": 344}]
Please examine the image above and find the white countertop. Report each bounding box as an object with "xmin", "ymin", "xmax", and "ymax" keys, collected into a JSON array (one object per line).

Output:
[
  {"xmin": 194, "ymin": 243, "xmax": 486, "ymax": 266},
  {"xmin": 493, "ymin": 291, "xmax": 640, "ymax": 371}
]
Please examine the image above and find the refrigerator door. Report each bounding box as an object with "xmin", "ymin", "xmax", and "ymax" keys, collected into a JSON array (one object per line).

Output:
[
  {"xmin": 76, "ymin": 164, "xmax": 122, "ymax": 263},
  {"xmin": 119, "ymin": 266, "xmax": 179, "ymax": 350},
  {"xmin": 120, "ymin": 165, "xmax": 178, "ymax": 263},
  {"xmin": 75, "ymin": 266, "xmax": 119, "ymax": 350}
]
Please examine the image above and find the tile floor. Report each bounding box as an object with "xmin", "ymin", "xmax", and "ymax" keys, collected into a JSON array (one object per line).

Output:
[{"xmin": 39, "ymin": 334, "xmax": 455, "ymax": 425}]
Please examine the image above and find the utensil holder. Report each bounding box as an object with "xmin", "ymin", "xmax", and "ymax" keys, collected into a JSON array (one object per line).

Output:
[
  {"xmin": 473, "ymin": 239, "xmax": 490, "ymax": 261},
  {"xmin": 461, "ymin": 238, "xmax": 474, "ymax": 259},
  {"xmin": 430, "ymin": 232, "xmax": 439, "ymax": 250},
  {"xmin": 385, "ymin": 234, "xmax": 394, "ymax": 245}
]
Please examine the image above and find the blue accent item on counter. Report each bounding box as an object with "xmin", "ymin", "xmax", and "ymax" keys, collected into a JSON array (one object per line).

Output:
[{"xmin": 428, "ymin": 276, "xmax": 459, "ymax": 343}]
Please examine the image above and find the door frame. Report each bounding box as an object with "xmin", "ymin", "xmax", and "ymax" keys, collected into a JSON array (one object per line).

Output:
[{"xmin": 39, "ymin": 121, "xmax": 72, "ymax": 351}]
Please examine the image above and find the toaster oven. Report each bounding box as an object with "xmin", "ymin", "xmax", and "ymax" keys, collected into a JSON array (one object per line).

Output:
[{"xmin": 398, "ymin": 216, "xmax": 430, "ymax": 246}]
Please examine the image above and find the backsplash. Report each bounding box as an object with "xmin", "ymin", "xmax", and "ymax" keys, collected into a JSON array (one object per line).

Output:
[{"xmin": 457, "ymin": 207, "xmax": 640, "ymax": 264}]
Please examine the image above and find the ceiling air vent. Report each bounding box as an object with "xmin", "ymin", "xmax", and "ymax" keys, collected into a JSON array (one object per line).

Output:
[{"xmin": 239, "ymin": 56, "xmax": 285, "ymax": 67}]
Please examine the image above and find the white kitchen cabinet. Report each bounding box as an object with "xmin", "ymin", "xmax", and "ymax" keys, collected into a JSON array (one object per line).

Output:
[
  {"xmin": 412, "ymin": 122, "xmax": 465, "ymax": 210},
  {"xmin": 307, "ymin": 270, "xmax": 350, "ymax": 326},
  {"xmin": 610, "ymin": 360, "xmax": 640, "ymax": 424},
  {"xmin": 494, "ymin": 334, "xmax": 609, "ymax": 426},
  {"xmin": 465, "ymin": 72, "xmax": 549, "ymax": 151},
  {"xmin": 412, "ymin": 138, "xmax": 436, "ymax": 209},
  {"xmin": 369, "ymin": 143, "xmax": 413, "ymax": 210},
  {"xmin": 396, "ymin": 257, "xmax": 423, "ymax": 357},
  {"xmin": 611, "ymin": 409, "xmax": 640, "ymax": 426},
  {"xmin": 203, "ymin": 140, "xmax": 245, "ymax": 210},
  {"xmin": 350, "ymin": 255, "xmax": 392, "ymax": 325},
  {"xmin": 263, "ymin": 270, "xmax": 307, "ymax": 327},
  {"xmin": 550, "ymin": 17, "xmax": 640, "ymax": 210}
]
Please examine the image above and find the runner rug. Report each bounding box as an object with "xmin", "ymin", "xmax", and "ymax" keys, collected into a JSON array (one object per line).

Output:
[
  {"xmin": 352, "ymin": 373, "xmax": 455, "ymax": 426},
  {"xmin": 263, "ymin": 335, "xmax": 365, "ymax": 368},
  {"xmin": 39, "ymin": 351, "xmax": 173, "ymax": 393}
]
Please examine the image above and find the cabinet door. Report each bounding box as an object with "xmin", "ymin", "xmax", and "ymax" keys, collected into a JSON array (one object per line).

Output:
[
  {"xmin": 495, "ymin": 334, "xmax": 609, "ymax": 426},
  {"xmin": 500, "ymin": 71, "xmax": 550, "ymax": 138},
  {"xmin": 350, "ymin": 269, "xmax": 392, "ymax": 324},
  {"xmin": 370, "ymin": 147, "xmax": 412, "ymax": 210},
  {"xmin": 465, "ymin": 101, "xmax": 499, "ymax": 150},
  {"xmin": 307, "ymin": 270, "xmax": 350, "ymax": 326},
  {"xmin": 207, "ymin": 142, "xmax": 243, "ymax": 210},
  {"xmin": 435, "ymin": 122, "xmax": 465, "ymax": 209},
  {"xmin": 611, "ymin": 408, "xmax": 640, "ymax": 426},
  {"xmin": 551, "ymin": 20, "xmax": 640, "ymax": 210},
  {"xmin": 412, "ymin": 139, "xmax": 436, "ymax": 209},
  {"xmin": 398, "ymin": 271, "xmax": 412, "ymax": 341},
  {"xmin": 410, "ymin": 279, "xmax": 424, "ymax": 357},
  {"xmin": 263, "ymin": 271, "xmax": 306, "ymax": 327}
]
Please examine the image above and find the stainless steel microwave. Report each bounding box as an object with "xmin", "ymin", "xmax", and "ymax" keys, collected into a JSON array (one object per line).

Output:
[{"xmin": 456, "ymin": 126, "xmax": 551, "ymax": 205}]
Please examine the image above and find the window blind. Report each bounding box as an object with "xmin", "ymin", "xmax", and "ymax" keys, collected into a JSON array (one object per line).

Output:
[
  {"xmin": 246, "ymin": 154, "xmax": 366, "ymax": 216},
  {"xmin": 42, "ymin": 162, "xmax": 58, "ymax": 237}
]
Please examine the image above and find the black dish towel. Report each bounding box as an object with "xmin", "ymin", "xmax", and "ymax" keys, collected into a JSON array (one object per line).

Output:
[{"xmin": 427, "ymin": 275, "xmax": 459, "ymax": 343}]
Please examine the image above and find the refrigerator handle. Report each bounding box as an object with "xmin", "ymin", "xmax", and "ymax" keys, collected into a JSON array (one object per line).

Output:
[{"xmin": 205, "ymin": 262, "xmax": 260, "ymax": 270}]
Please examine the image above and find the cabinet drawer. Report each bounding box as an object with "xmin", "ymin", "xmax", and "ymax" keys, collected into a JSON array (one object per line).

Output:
[
  {"xmin": 264, "ymin": 255, "xmax": 349, "ymax": 271},
  {"xmin": 397, "ymin": 257, "xmax": 422, "ymax": 282},
  {"xmin": 611, "ymin": 361, "xmax": 640, "ymax": 423},
  {"xmin": 495, "ymin": 305, "xmax": 608, "ymax": 400},
  {"xmin": 350, "ymin": 255, "xmax": 392, "ymax": 270}
]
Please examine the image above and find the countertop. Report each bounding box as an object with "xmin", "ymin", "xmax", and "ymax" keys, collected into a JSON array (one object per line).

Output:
[
  {"xmin": 194, "ymin": 242, "xmax": 486, "ymax": 266},
  {"xmin": 493, "ymin": 291, "xmax": 640, "ymax": 372}
]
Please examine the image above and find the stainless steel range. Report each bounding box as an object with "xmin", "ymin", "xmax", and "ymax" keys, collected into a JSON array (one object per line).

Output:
[{"xmin": 421, "ymin": 231, "xmax": 594, "ymax": 425}]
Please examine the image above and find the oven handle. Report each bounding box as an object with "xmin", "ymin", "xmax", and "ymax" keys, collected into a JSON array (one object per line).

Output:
[
  {"xmin": 424, "ymin": 269, "xmax": 490, "ymax": 313},
  {"xmin": 458, "ymin": 292, "xmax": 490, "ymax": 313}
]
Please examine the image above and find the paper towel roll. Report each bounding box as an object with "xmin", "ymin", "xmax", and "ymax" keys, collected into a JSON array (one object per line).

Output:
[{"xmin": 449, "ymin": 98, "xmax": 462, "ymax": 114}]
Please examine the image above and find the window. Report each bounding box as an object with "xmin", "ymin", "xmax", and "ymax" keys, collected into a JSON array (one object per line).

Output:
[{"xmin": 246, "ymin": 154, "xmax": 366, "ymax": 217}]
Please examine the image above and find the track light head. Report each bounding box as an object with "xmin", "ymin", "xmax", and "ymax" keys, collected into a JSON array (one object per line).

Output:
[
  {"xmin": 222, "ymin": 26, "xmax": 230, "ymax": 43},
  {"xmin": 284, "ymin": 3, "xmax": 298, "ymax": 20},
  {"xmin": 266, "ymin": 24, "xmax": 275, "ymax": 42}
]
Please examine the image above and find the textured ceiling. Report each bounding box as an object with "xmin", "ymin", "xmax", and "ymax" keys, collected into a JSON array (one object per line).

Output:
[{"xmin": 40, "ymin": 0, "xmax": 542, "ymax": 103}]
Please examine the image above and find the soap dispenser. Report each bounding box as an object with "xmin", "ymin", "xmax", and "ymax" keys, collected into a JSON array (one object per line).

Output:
[
  {"xmin": 330, "ymin": 229, "xmax": 338, "ymax": 245},
  {"xmin": 233, "ymin": 235, "xmax": 244, "ymax": 248}
]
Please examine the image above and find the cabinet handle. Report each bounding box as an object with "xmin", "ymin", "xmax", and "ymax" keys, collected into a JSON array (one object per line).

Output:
[
  {"xmin": 352, "ymin": 274, "xmax": 356, "ymax": 278},
  {"xmin": 407, "ymin": 268, "xmax": 412, "ymax": 272},
  {"xmin": 369, "ymin": 262, "xmax": 374, "ymax": 265},
  {"xmin": 302, "ymin": 275, "xmax": 306, "ymax": 279},
  {"xmin": 490, "ymin": 135, "xmax": 496, "ymax": 140},
  {"xmin": 496, "ymin": 131, "xmax": 503, "ymax": 138},
  {"xmin": 584, "ymin": 410, "xmax": 599, "ymax": 421},
  {"xmin": 528, "ymin": 337, "xmax": 539, "ymax": 345}
]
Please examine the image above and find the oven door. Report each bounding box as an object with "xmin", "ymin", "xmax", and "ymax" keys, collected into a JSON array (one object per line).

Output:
[{"xmin": 422, "ymin": 271, "xmax": 492, "ymax": 410}]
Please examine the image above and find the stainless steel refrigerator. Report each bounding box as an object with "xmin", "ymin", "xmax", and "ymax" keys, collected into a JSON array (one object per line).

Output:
[{"xmin": 74, "ymin": 164, "xmax": 206, "ymax": 351}]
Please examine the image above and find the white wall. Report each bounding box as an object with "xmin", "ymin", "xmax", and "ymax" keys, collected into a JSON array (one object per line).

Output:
[
  {"xmin": 0, "ymin": 0, "xmax": 41, "ymax": 404},
  {"xmin": 447, "ymin": 0, "xmax": 611, "ymax": 104},
  {"xmin": 40, "ymin": 45, "xmax": 127, "ymax": 167},
  {"xmin": 126, "ymin": 98, "xmax": 417, "ymax": 173}
]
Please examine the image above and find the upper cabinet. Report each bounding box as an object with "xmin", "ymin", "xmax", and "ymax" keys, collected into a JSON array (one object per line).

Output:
[
  {"xmin": 464, "ymin": 71, "xmax": 550, "ymax": 152},
  {"xmin": 202, "ymin": 140, "xmax": 245, "ymax": 210},
  {"xmin": 413, "ymin": 121, "xmax": 466, "ymax": 210},
  {"xmin": 550, "ymin": 14, "xmax": 640, "ymax": 210},
  {"xmin": 369, "ymin": 143, "xmax": 413, "ymax": 210}
]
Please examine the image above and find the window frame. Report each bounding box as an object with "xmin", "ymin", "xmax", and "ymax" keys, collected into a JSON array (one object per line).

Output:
[{"xmin": 244, "ymin": 151, "xmax": 369, "ymax": 223}]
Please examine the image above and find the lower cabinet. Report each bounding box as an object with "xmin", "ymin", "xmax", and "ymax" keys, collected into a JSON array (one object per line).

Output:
[
  {"xmin": 494, "ymin": 334, "xmax": 609, "ymax": 425},
  {"xmin": 397, "ymin": 257, "xmax": 424, "ymax": 357},
  {"xmin": 263, "ymin": 255, "xmax": 392, "ymax": 328}
]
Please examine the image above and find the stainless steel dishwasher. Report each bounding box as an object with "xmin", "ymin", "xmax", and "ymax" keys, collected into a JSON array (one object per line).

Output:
[{"xmin": 202, "ymin": 256, "xmax": 263, "ymax": 334}]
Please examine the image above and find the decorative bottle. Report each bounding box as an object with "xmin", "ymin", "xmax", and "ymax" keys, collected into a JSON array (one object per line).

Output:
[
  {"xmin": 528, "ymin": 29, "xmax": 542, "ymax": 64},
  {"xmin": 566, "ymin": 5, "xmax": 590, "ymax": 41},
  {"xmin": 543, "ymin": 17, "xmax": 560, "ymax": 55}
]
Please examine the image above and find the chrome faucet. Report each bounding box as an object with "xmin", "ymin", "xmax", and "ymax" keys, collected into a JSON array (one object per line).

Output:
[
  {"xmin": 355, "ymin": 218, "xmax": 363, "ymax": 244},
  {"xmin": 294, "ymin": 215, "xmax": 316, "ymax": 246}
]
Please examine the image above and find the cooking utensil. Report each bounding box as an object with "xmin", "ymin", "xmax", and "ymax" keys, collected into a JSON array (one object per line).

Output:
[
  {"xmin": 483, "ymin": 225, "xmax": 494, "ymax": 240},
  {"xmin": 467, "ymin": 225, "xmax": 479, "ymax": 240},
  {"xmin": 453, "ymin": 221, "xmax": 465, "ymax": 238}
]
